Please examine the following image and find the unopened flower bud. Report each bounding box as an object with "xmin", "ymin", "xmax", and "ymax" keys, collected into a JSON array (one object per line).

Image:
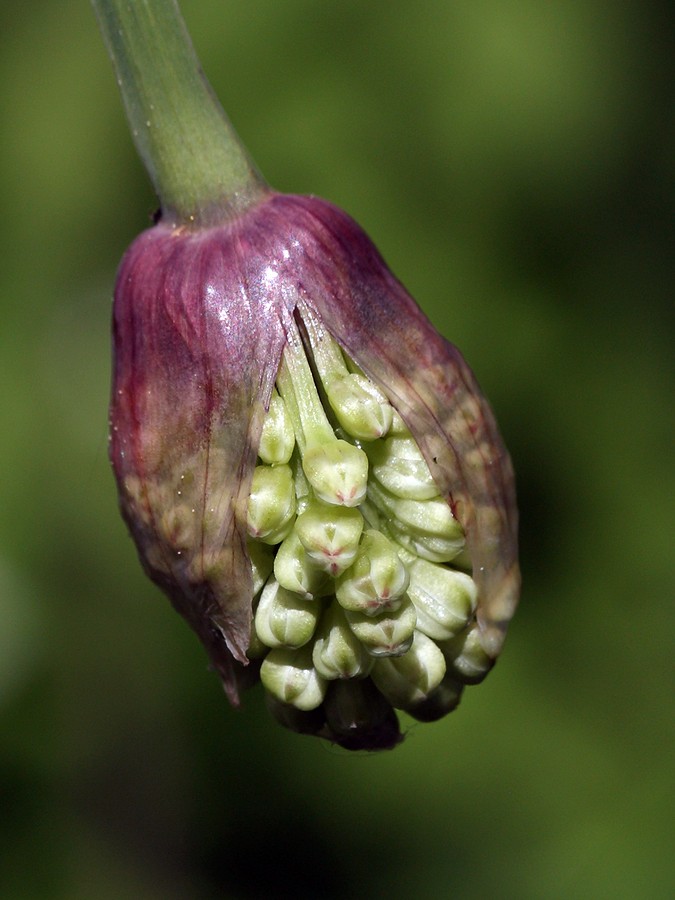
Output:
[
  {"xmin": 367, "ymin": 480, "xmax": 466, "ymax": 563},
  {"xmin": 406, "ymin": 558, "xmax": 477, "ymax": 641},
  {"xmin": 260, "ymin": 646, "xmax": 326, "ymax": 710},
  {"xmin": 371, "ymin": 631, "xmax": 446, "ymax": 709},
  {"xmin": 302, "ymin": 440, "xmax": 368, "ymax": 508},
  {"xmin": 336, "ymin": 529, "xmax": 409, "ymax": 615},
  {"xmin": 326, "ymin": 373, "xmax": 393, "ymax": 441},
  {"xmin": 266, "ymin": 679, "xmax": 402, "ymax": 751},
  {"xmin": 246, "ymin": 464, "xmax": 296, "ymax": 544},
  {"xmin": 312, "ymin": 601, "xmax": 373, "ymax": 680},
  {"xmin": 273, "ymin": 530, "xmax": 332, "ymax": 600},
  {"xmin": 257, "ymin": 389, "xmax": 295, "ymax": 464},
  {"xmin": 405, "ymin": 673, "xmax": 465, "ymax": 722},
  {"xmin": 366, "ymin": 434, "xmax": 439, "ymax": 500},
  {"xmin": 247, "ymin": 540, "xmax": 274, "ymax": 597},
  {"xmin": 299, "ymin": 305, "xmax": 394, "ymax": 442},
  {"xmin": 388, "ymin": 410, "xmax": 410, "ymax": 436},
  {"xmin": 441, "ymin": 624, "xmax": 494, "ymax": 684},
  {"xmin": 254, "ymin": 577, "xmax": 321, "ymax": 649},
  {"xmin": 345, "ymin": 594, "xmax": 417, "ymax": 658},
  {"xmin": 294, "ymin": 500, "xmax": 364, "ymax": 576},
  {"xmin": 322, "ymin": 679, "xmax": 402, "ymax": 751},
  {"xmin": 246, "ymin": 607, "xmax": 269, "ymax": 660}
]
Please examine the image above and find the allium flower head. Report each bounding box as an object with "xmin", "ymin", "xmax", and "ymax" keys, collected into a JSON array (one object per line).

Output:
[{"xmin": 110, "ymin": 190, "xmax": 519, "ymax": 750}]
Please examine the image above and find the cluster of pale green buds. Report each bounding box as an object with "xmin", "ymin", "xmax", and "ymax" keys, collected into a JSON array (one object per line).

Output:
[{"xmin": 245, "ymin": 303, "xmax": 490, "ymax": 744}]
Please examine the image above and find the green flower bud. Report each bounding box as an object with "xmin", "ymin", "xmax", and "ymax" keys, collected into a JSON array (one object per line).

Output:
[
  {"xmin": 294, "ymin": 500, "xmax": 364, "ymax": 576},
  {"xmin": 404, "ymin": 673, "xmax": 465, "ymax": 722},
  {"xmin": 312, "ymin": 601, "xmax": 373, "ymax": 680},
  {"xmin": 407, "ymin": 558, "xmax": 477, "ymax": 641},
  {"xmin": 367, "ymin": 479, "xmax": 465, "ymax": 563},
  {"xmin": 366, "ymin": 434, "xmax": 439, "ymax": 500},
  {"xmin": 336, "ymin": 529, "xmax": 409, "ymax": 615},
  {"xmin": 266, "ymin": 679, "xmax": 403, "ymax": 751},
  {"xmin": 371, "ymin": 631, "xmax": 446, "ymax": 709},
  {"xmin": 246, "ymin": 603, "xmax": 270, "ymax": 659},
  {"xmin": 440, "ymin": 624, "xmax": 494, "ymax": 684},
  {"xmin": 322, "ymin": 679, "xmax": 402, "ymax": 751},
  {"xmin": 260, "ymin": 645, "xmax": 327, "ymax": 710},
  {"xmin": 345, "ymin": 593, "xmax": 417, "ymax": 658},
  {"xmin": 257, "ymin": 389, "xmax": 295, "ymax": 465},
  {"xmin": 254, "ymin": 577, "xmax": 321, "ymax": 649},
  {"xmin": 325, "ymin": 372, "xmax": 393, "ymax": 441},
  {"xmin": 273, "ymin": 530, "xmax": 333, "ymax": 600},
  {"xmin": 388, "ymin": 410, "xmax": 410, "ymax": 436},
  {"xmin": 302, "ymin": 439, "xmax": 368, "ymax": 508},
  {"xmin": 247, "ymin": 540, "xmax": 275, "ymax": 597},
  {"xmin": 299, "ymin": 303, "xmax": 393, "ymax": 442},
  {"xmin": 246, "ymin": 464, "xmax": 296, "ymax": 544}
]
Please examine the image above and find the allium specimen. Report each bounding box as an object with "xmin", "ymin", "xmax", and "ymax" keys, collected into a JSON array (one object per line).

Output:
[
  {"xmin": 93, "ymin": 0, "xmax": 519, "ymax": 750},
  {"xmin": 110, "ymin": 190, "xmax": 519, "ymax": 750}
]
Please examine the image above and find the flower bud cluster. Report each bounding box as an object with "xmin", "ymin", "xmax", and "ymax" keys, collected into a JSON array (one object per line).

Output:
[{"xmin": 247, "ymin": 303, "xmax": 487, "ymax": 749}]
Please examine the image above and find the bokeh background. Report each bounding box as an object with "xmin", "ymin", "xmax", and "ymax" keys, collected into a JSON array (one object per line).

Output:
[{"xmin": 1, "ymin": 1, "xmax": 673, "ymax": 897}]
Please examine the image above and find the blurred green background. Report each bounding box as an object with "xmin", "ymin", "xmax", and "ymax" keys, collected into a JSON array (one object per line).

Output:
[{"xmin": 1, "ymin": 1, "xmax": 672, "ymax": 897}]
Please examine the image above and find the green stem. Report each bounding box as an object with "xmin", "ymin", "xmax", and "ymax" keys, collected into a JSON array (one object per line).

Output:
[{"xmin": 92, "ymin": 0, "xmax": 267, "ymax": 226}]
